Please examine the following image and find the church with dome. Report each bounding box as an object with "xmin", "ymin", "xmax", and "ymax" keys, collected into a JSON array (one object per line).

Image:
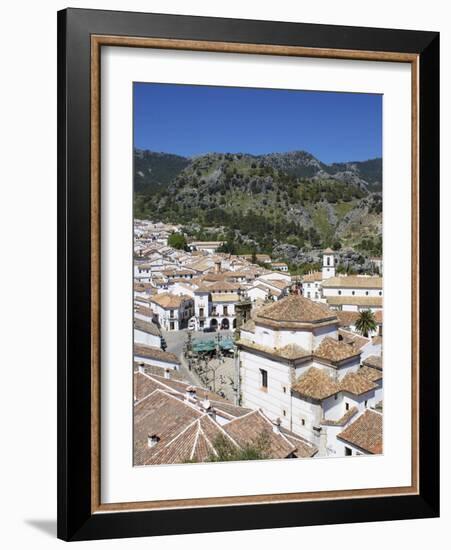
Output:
[{"xmin": 237, "ymin": 293, "xmax": 383, "ymax": 457}]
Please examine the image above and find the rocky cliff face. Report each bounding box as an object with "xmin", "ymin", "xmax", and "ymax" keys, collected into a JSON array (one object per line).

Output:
[{"xmin": 134, "ymin": 149, "xmax": 382, "ymax": 261}]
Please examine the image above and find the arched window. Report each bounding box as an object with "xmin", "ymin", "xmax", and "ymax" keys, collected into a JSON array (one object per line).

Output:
[{"xmin": 338, "ymin": 290, "xmax": 342, "ymax": 296}]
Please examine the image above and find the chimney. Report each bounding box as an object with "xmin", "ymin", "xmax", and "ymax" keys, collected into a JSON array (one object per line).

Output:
[
  {"xmin": 147, "ymin": 434, "xmax": 160, "ymax": 448},
  {"xmin": 201, "ymin": 397, "xmax": 210, "ymax": 410},
  {"xmin": 272, "ymin": 417, "xmax": 282, "ymax": 434},
  {"xmin": 164, "ymin": 368, "xmax": 171, "ymax": 379},
  {"xmin": 185, "ymin": 385, "xmax": 196, "ymax": 402},
  {"xmin": 214, "ymin": 260, "xmax": 221, "ymax": 274}
]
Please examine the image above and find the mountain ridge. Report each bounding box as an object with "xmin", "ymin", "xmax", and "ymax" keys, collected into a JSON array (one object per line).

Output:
[{"xmin": 134, "ymin": 148, "xmax": 382, "ymax": 266}]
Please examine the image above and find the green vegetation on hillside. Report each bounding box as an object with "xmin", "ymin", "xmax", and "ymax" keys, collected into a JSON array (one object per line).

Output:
[{"xmin": 134, "ymin": 149, "xmax": 383, "ymax": 260}]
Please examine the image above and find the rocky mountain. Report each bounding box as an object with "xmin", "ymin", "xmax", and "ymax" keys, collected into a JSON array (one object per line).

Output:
[
  {"xmin": 134, "ymin": 149, "xmax": 381, "ymax": 193},
  {"xmin": 134, "ymin": 150, "xmax": 190, "ymax": 193},
  {"xmin": 134, "ymin": 149, "xmax": 382, "ymax": 265}
]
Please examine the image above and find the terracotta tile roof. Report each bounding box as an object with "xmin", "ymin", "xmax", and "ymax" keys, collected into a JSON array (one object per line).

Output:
[
  {"xmin": 149, "ymin": 293, "xmax": 192, "ymax": 309},
  {"xmin": 340, "ymin": 372, "xmax": 377, "ymax": 395},
  {"xmin": 362, "ymin": 355, "xmax": 383, "ymax": 370},
  {"xmin": 134, "ymin": 343, "xmax": 180, "ymax": 365},
  {"xmin": 135, "ymin": 370, "xmax": 228, "ymax": 404},
  {"xmin": 374, "ymin": 310, "xmax": 383, "ymax": 323},
  {"xmin": 336, "ymin": 311, "xmax": 360, "ymax": 327},
  {"xmin": 134, "ymin": 372, "xmax": 164, "ymax": 401},
  {"xmin": 133, "ymin": 373, "xmax": 310, "ymax": 464},
  {"xmin": 262, "ymin": 279, "xmax": 290, "ymax": 290},
  {"xmin": 323, "ymin": 247, "xmax": 335, "ymax": 254},
  {"xmin": 321, "ymin": 406, "xmax": 358, "ymax": 426},
  {"xmin": 237, "ymin": 338, "xmax": 310, "ymax": 362},
  {"xmin": 134, "ymin": 390, "xmax": 206, "ymax": 465},
  {"xmin": 314, "ymin": 337, "xmax": 361, "ymax": 363},
  {"xmin": 134, "ymin": 303, "xmax": 153, "ymax": 317},
  {"xmin": 358, "ymin": 365, "xmax": 383, "ymax": 383},
  {"xmin": 337, "ymin": 409, "xmax": 383, "ymax": 454},
  {"xmin": 338, "ymin": 329, "xmax": 370, "ymax": 351},
  {"xmin": 327, "ymin": 296, "xmax": 383, "ymax": 307},
  {"xmin": 134, "ymin": 281, "xmax": 154, "ymax": 292},
  {"xmin": 292, "ymin": 367, "xmax": 340, "ymax": 400},
  {"xmin": 372, "ymin": 335, "xmax": 383, "ymax": 345},
  {"xmin": 133, "ymin": 318, "xmax": 161, "ymax": 337},
  {"xmin": 279, "ymin": 428, "xmax": 318, "ymax": 457},
  {"xmin": 322, "ymin": 276, "xmax": 383, "ymax": 289},
  {"xmin": 302, "ymin": 271, "xmax": 323, "ymax": 282},
  {"xmin": 209, "ymin": 400, "xmax": 253, "ymax": 420},
  {"xmin": 256, "ymin": 294, "xmax": 337, "ymax": 326},
  {"xmin": 223, "ymin": 410, "xmax": 296, "ymax": 459}
]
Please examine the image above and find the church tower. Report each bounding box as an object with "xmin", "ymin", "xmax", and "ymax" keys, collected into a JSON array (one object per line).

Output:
[{"xmin": 322, "ymin": 248, "xmax": 336, "ymax": 280}]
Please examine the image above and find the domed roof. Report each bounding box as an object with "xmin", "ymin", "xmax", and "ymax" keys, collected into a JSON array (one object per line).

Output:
[{"xmin": 256, "ymin": 294, "xmax": 337, "ymax": 327}]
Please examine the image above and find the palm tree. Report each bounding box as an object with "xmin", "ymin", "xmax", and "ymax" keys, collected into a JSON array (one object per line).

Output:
[{"xmin": 355, "ymin": 309, "xmax": 377, "ymax": 337}]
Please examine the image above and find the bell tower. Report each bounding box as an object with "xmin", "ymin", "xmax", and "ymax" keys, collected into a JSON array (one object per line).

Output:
[{"xmin": 322, "ymin": 248, "xmax": 336, "ymax": 280}]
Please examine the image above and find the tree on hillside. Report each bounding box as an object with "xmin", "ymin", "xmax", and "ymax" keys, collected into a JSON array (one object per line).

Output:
[
  {"xmin": 168, "ymin": 232, "xmax": 187, "ymax": 250},
  {"xmin": 355, "ymin": 309, "xmax": 377, "ymax": 338}
]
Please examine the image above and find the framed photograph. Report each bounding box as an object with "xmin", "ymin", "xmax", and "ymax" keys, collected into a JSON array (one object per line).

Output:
[{"xmin": 57, "ymin": 8, "xmax": 439, "ymax": 541}]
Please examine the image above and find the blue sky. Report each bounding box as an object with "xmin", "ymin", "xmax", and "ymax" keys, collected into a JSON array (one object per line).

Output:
[{"xmin": 134, "ymin": 83, "xmax": 382, "ymax": 164}]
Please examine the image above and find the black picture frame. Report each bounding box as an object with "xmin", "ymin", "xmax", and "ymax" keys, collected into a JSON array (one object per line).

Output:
[{"xmin": 57, "ymin": 7, "xmax": 439, "ymax": 541}]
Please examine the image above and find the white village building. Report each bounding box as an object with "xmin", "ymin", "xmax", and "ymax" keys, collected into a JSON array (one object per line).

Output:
[
  {"xmin": 301, "ymin": 249, "xmax": 383, "ymax": 314},
  {"xmin": 237, "ymin": 294, "xmax": 382, "ymax": 457}
]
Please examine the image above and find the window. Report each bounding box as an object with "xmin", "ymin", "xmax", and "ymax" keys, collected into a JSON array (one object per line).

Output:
[
  {"xmin": 345, "ymin": 402, "xmax": 350, "ymax": 411},
  {"xmin": 345, "ymin": 446, "xmax": 352, "ymax": 456},
  {"xmin": 334, "ymin": 394, "xmax": 338, "ymax": 400},
  {"xmin": 283, "ymin": 386, "xmax": 287, "ymax": 394},
  {"xmin": 365, "ymin": 291, "xmax": 369, "ymax": 296},
  {"xmin": 301, "ymin": 419, "xmax": 305, "ymax": 426},
  {"xmin": 223, "ymin": 306, "xmax": 228, "ymax": 316},
  {"xmin": 260, "ymin": 369, "xmax": 268, "ymax": 390},
  {"xmin": 379, "ymin": 291, "xmax": 382, "ymax": 296},
  {"xmin": 307, "ymin": 292, "xmax": 311, "ymax": 298},
  {"xmin": 283, "ymin": 410, "xmax": 286, "ymax": 417},
  {"xmin": 365, "ymin": 400, "xmax": 368, "ymax": 407},
  {"xmin": 199, "ymin": 307, "xmax": 204, "ymax": 318},
  {"xmin": 338, "ymin": 290, "xmax": 342, "ymax": 295},
  {"xmin": 199, "ymin": 321, "xmax": 204, "ymax": 328},
  {"xmin": 170, "ymin": 322, "xmax": 175, "ymax": 330}
]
